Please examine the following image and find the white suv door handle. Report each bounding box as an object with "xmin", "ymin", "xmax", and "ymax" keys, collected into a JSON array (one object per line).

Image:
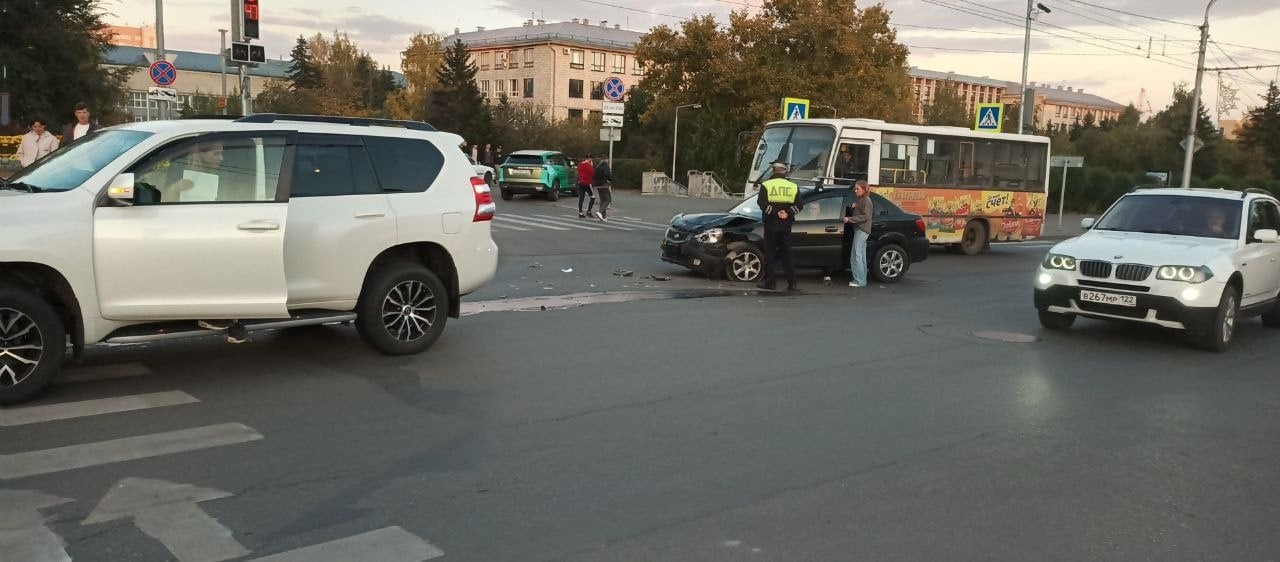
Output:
[
  {"xmin": 354, "ymin": 211, "xmax": 386, "ymax": 219},
  {"xmin": 237, "ymin": 220, "xmax": 280, "ymax": 231}
]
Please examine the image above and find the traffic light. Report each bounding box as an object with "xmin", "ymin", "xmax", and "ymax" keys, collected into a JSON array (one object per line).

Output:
[
  {"xmin": 230, "ymin": 42, "xmax": 265, "ymax": 64},
  {"xmin": 242, "ymin": 0, "xmax": 260, "ymax": 40}
]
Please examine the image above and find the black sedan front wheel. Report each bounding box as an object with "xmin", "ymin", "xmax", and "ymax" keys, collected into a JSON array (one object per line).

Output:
[
  {"xmin": 871, "ymin": 243, "xmax": 909, "ymax": 283},
  {"xmin": 725, "ymin": 246, "xmax": 764, "ymax": 282}
]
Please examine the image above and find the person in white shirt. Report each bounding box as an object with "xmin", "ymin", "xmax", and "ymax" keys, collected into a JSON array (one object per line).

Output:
[
  {"xmin": 16, "ymin": 118, "xmax": 60, "ymax": 167},
  {"xmin": 60, "ymin": 102, "xmax": 100, "ymax": 145}
]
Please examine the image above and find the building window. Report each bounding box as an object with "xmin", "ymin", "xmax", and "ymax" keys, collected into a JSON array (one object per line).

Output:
[
  {"xmin": 508, "ymin": 50, "xmax": 519, "ymax": 69},
  {"xmin": 612, "ymin": 54, "xmax": 625, "ymax": 73},
  {"xmin": 569, "ymin": 79, "xmax": 584, "ymax": 99},
  {"xmin": 480, "ymin": 80, "xmax": 491, "ymax": 98},
  {"xmin": 568, "ymin": 109, "xmax": 584, "ymax": 120},
  {"xmin": 589, "ymin": 110, "xmax": 602, "ymax": 122},
  {"xmin": 632, "ymin": 57, "xmax": 644, "ymax": 75},
  {"xmin": 570, "ymin": 49, "xmax": 584, "ymax": 69},
  {"xmin": 590, "ymin": 81, "xmax": 604, "ymax": 100},
  {"xmin": 479, "ymin": 52, "xmax": 490, "ymax": 70},
  {"xmin": 494, "ymin": 51, "xmax": 505, "ymax": 69},
  {"xmin": 524, "ymin": 48, "xmax": 534, "ymax": 67},
  {"xmin": 523, "ymin": 78, "xmax": 534, "ymax": 98},
  {"xmin": 592, "ymin": 52, "xmax": 605, "ymax": 72},
  {"xmin": 496, "ymin": 79, "xmax": 507, "ymax": 97},
  {"xmin": 509, "ymin": 79, "xmax": 518, "ymax": 95}
]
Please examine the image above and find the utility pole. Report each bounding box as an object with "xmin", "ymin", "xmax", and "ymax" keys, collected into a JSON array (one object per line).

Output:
[
  {"xmin": 1017, "ymin": 0, "xmax": 1033, "ymax": 135},
  {"xmin": 1182, "ymin": 0, "xmax": 1218, "ymax": 189},
  {"xmin": 155, "ymin": 0, "xmax": 167, "ymax": 120},
  {"xmin": 219, "ymin": 29, "xmax": 228, "ymax": 115}
]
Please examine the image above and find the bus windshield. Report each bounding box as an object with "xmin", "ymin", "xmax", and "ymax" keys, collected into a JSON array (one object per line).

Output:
[{"xmin": 750, "ymin": 125, "xmax": 835, "ymax": 184}]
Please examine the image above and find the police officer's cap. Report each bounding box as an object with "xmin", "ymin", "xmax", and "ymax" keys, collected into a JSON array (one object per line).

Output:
[{"xmin": 770, "ymin": 161, "xmax": 788, "ymax": 172}]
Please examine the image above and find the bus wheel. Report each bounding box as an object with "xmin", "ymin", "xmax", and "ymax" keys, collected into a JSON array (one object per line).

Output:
[{"xmin": 959, "ymin": 220, "xmax": 987, "ymax": 256}]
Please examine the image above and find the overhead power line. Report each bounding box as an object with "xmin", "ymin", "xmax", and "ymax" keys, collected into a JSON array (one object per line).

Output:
[{"xmin": 1059, "ymin": 0, "xmax": 1199, "ymax": 28}]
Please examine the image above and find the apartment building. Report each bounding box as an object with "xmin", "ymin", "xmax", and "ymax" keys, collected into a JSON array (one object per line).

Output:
[
  {"xmin": 1002, "ymin": 83, "xmax": 1126, "ymax": 132},
  {"xmin": 446, "ymin": 19, "xmax": 646, "ymax": 121},
  {"xmin": 908, "ymin": 68, "xmax": 1009, "ymax": 123}
]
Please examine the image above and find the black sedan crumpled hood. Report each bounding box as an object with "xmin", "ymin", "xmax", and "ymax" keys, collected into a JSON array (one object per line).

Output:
[{"xmin": 672, "ymin": 212, "xmax": 755, "ymax": 232}]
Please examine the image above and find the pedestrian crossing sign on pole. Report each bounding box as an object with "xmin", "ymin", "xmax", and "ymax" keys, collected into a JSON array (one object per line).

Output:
[
  {"xmin": 974, "ymin": 103, "xmax": 1005, "ymax": 133},
  {"xmin": 781, "ymin": 97, "xmax": 810, "ymax": 121}
]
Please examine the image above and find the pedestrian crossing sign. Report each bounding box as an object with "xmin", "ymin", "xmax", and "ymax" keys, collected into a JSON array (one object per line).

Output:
[
  {"xmin": 974, "ymin": 103, "xmax": 1004, "ymax": 133},
  {"xmin": 781, "ymin": 97, "xmax": 810, "ymax": 121}
]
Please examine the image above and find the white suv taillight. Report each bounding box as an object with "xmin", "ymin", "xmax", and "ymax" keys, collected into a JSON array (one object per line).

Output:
[{"xmin": 472, "ymin": 177, "xmax": 495, "ymax": 222}]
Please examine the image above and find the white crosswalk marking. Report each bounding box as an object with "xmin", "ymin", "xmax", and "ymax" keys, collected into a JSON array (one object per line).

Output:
[
  {"xmin": 251, "ymin": 526, "xmax": 444, "ymax": 562},
  {"xmin": 492, "ymin": 216, "xmax": 570, "ymax": 231},
  {"xmin": 0, "ymin": 391, "xmax": 198, "ymax": 427},
  {"xmin": 532, "ymin": 214, "xmax": 637, "ymax": 231},
  {"xmin": 490, "ymin": 222, "xmax": 531, "ymax": 231},
  {"xmin": 0, "ymin": 423, "xmax": 264, "ymax": 480},
  {"xmin": 503, "ymin": 215, "xmax": 604, "ymax": 231},
  {"xmin": 617, "ymin": 216, "xmax": 674, "ymax": 229}
]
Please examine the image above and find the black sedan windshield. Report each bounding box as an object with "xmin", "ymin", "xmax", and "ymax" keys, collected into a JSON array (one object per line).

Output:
[{"xmin": 1094, "ymin": 194, "xmax": 1242, "ymax": 240}]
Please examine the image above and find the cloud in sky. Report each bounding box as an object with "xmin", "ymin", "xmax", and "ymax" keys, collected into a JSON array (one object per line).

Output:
[{"xmin": 102, "ymin": 0, "xmax": 1280, "ymax": 116}]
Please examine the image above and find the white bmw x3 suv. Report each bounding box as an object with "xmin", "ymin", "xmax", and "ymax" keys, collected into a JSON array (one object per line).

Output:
[
  {"xmin": 1034, "ymin": 187, "xmax": 1280, "ymax": 351},
  {"xmin": 0, "ymin": 114, "xmax": 498, "ymax": 404}
]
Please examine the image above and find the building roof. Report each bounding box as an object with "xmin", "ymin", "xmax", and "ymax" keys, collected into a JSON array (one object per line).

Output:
[
  {"xmin": 1008, "ymin": 82, "xmax": 1126, "ymax": 110},
  {"xmin": 446, "ymin": 22, "xmax": 645, "ymax": 51},
  {"xmin": 908, "ymin": 67, "xmax": 1009, "ymax": 89},
  {"xmin": 105, "ymin": 45, "xmax": 292, "ymax": 79}
]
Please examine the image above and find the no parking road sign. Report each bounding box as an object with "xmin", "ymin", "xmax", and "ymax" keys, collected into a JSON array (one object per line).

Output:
[
  {"xmin": 603, "ymin": 76, "xmax": 626, "ymax": 102},
  {"xmin": 149, "ymin": 60, "xmax": 178, "ymax": 87}
]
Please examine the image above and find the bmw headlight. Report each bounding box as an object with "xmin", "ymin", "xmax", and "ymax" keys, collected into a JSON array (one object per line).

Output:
[
  {"xmin": 695, "ymin": 228, "xmax": 724, "ymax": 244},
  {"xmin": 1156, "ymin": 265, "xmax": 1212, "ymax": 284},
  {"xmin": 1043, "ymin": 253, "xmax": 1077, "ymax": 271}
]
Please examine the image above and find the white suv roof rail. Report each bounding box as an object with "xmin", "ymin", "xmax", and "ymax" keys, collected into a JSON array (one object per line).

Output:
[{"xmin": 236, "ymin": 113, "xmax": 436, "ymax": 132}]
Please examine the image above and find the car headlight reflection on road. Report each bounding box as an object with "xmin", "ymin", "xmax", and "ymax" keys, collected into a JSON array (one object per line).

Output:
[
  {"xmin": 696, "ymin": 228, "xmax": 724, "ymax": 244},
  {"xmin": 1043, "ymin": 254, "xmax": 1076, "ymax": 271},
  {"xmin": 1157, "ymin": 265, "xmax": 1212, "ymax": 283}
]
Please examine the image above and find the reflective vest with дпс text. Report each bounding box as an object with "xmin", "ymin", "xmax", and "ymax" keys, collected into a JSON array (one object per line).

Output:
[{"xmin": 762, "ymin": 178, "xmax": 798, "ymax": 204}]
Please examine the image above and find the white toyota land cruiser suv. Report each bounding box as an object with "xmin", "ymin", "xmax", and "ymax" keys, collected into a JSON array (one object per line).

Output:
[
  {"xmin": 0, "ymin": 114, "xmax": 498, "ymax": 404},
  {"xmin": 1034, "ymin": 187, "xmax": 1280, "ymax": 351}
]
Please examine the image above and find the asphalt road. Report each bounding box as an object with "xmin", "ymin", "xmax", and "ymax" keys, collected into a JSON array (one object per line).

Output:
[{"xmin": 3, "ymin": 191, "xmax": 1276, "ymax": 562}]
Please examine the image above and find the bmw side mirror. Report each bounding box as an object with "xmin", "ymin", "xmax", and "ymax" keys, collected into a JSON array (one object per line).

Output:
[
  {"xmin": 106, "ymin": 173, "xmax": 136, "ymax": 206},
  {"xmin": 1080, "ymin": 217, "xmax": 1095, "ymax": 229},
  {"xmin": 1255, "ymin": 229, "xmax": 1279, "ymax": 243}
]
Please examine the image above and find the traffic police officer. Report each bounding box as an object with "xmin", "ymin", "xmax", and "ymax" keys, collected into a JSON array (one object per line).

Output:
[{"xmin": 756, "ymin": 161, "xmax": 800, "ymax": 291}]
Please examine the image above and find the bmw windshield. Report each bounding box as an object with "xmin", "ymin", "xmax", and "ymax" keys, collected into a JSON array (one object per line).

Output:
[
  {"xmin": 1094, "ymin": 194, "xmax": 1242, "ymax": 240},
  {"xmin": 5, "ymin": 130, "xmax": 152, "ymax": 193}
]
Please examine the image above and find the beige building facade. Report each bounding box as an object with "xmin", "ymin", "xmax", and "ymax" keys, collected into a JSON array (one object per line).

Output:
[
  {"xmin": 908, "ymin": 68, "xmax": 1008, "ymax": 123},
  {"xmin": 105, "ymin": 45, "xmax": 291, "ymax": 121},
  {"xmin": 1001, "ymin": 83, "xmax": 1126, "ymax": 132},
  {"xmin": 447, "ymin": 20, "xmax": 646, "ymax": 121}
]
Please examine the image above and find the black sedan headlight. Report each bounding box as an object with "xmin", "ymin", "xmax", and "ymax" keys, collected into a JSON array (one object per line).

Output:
[
  {"xmin": 1156, "ymin": 265, "xmax": 1212, "ymax": 283},
  {"xmin": 695, "ymin": 228, "xmax": 724, "ymax": 244},
  {"xmin": 1043, "ymin": 253, "xmax": 1077, "ymax": 271}
]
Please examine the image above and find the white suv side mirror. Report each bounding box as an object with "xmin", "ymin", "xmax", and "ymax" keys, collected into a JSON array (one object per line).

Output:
[
  {"xmin": 1080, "ymin": 217, "xmax": 1096, "ymax": 229},
  {"xmin": 1255, "ymin": 229, "xmax": 1279, "ymax": 243},
  {"xmin": 106, "ymin": 173, "xmax": 135, "ymax": 205}
]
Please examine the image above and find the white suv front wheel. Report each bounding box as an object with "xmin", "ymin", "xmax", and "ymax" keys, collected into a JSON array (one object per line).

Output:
[
  {"xmin": 1193, "ymin": 285, "xmax": 1239, "ymax": 352},
  {"xmin": 0, "ymin": 285, "xmax": 66, "ymax": 405},
  {"xmin": 356, "ymin": 263, "xmax": 450, "ymax": 355}
]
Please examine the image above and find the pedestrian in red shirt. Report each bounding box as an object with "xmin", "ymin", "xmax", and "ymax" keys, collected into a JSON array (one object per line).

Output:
[{"xmin": 576, "ymin": 154, "xmax": 596, "ymax": 218}]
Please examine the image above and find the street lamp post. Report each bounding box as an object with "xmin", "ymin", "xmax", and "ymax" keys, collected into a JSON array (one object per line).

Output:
[
  {"xmin": 1018, "ymin": 2, "xmax": 1051, "ymax": 134},
  {"xmin": 1182, "ymin": 0, "xmax": 1220, "ymax": 188},
  {"xmin": 672, "ymin": 103, "xmax": 701, "ymax": 182}
]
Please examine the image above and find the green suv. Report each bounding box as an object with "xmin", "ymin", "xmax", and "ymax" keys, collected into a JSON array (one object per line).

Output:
[{"xmin": 498, "ymin": 150, "xmax": 575, "ymax": 201}]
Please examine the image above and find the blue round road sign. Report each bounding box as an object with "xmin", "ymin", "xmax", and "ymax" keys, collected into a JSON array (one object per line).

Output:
[
  {"xmin": 149, "ymin": 60, "xmax": 177, "ymax": 87},
  {"xmin": 603, "ymin": 76, "xmax": 626, "ymax": 102}
]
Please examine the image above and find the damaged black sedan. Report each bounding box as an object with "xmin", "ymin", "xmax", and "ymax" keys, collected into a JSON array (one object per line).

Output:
[{"xmin": 661, "ymin": 187, "xmax": 930, "ymax": 283}]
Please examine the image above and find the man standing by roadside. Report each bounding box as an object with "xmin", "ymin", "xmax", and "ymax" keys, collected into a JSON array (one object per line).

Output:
[
  {"xmin": 844, "ymin": 180, "xmax": 874, "ymax": 288},
  {"xmin": 576, "ymin": 153, "xmax": 596, "ymax": 218},
  {"xmin": 756, "ymin": 162, "xmax": 800, "ymax": 291},
  {"xmin": 482, "ymin": 143, "xmax": 494, "ymax": 167},
  {"xmin": 495, "ymin": 145, "xmax": 504, "ymax": 165},
  {"xmin": 16, "ymin": 118, "xmax": 59, "ymax": 167},
  {"xmin": 61, "ymin": 102, "xmax": 100, "ymax": 145},
  {"xmin": 592, "ymin": 157, "xmax": 613, "ymax": 221}
]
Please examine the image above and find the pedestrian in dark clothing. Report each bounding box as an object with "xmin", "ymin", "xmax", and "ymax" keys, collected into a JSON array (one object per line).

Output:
[
  {"xmin": 577, "ymin": 154, "xmax": 596, "ymax": 218},
  {"xmin": 483, "ymin": 143, "xmax": 494, "ymax": 166},
  {"xmin": 756, "ymin": 162, "xmax": 800, "ymax": 291},
  {"xmin": 495, "ymin": 145, "xmax": 504, "ymax": 165},
  {"xmin": 592, "ymin": 158, "xmax": 613, "ymax": 221},
  {"xmin": 61, "ymin": 102, "xmax": 101, "ymax": 145}
]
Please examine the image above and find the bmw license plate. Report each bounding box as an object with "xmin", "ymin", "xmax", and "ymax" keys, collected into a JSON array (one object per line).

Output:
[{"xmin": 1079, "ymin": 290, "xmax": 1137, "ymax": 307}]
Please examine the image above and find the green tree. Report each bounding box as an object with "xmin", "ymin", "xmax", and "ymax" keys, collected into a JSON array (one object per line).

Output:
[
  {"xmin": 286, "ymin": 35, "xmax": 324, "ymax": 91},
  {"xmin": 922, "ymin": 83, "xmax": 969, "ymax": 127},
  {"xmin": 1150, "ymin": 83, "xmax": 1222, "ymax": 181},
  {"xmin": 2, "ymin": 0, "xmax": 129, "ymax": 129},
  {"xmin": 425, "ymin": 39, "xmax": 490, "ymax": 141},
  {"xmin": 1239, "ymin": 81, "xmax": 1280, "ymax": 179}
]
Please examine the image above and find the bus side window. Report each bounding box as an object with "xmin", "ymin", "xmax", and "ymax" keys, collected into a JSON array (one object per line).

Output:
[{"xmin": 834, "ymin": 143, "xmax": 870, "ymax": 184}]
